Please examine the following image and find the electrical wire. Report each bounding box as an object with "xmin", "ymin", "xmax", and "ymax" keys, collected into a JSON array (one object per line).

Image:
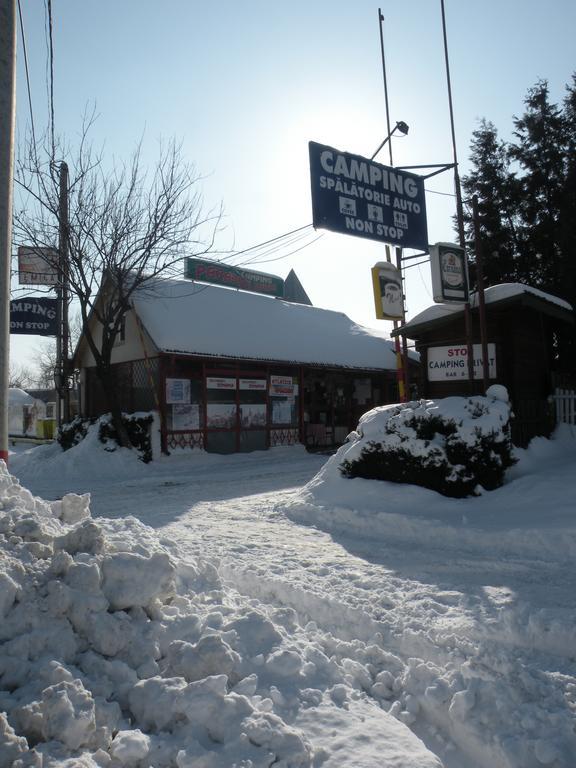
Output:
[
  {"xmin": 17, "ymin": 0, "xmax": 37, "ymax": 147},
  {"xmin": 45, "ymin": 0, "xmax": 55, "ymax": 158}
]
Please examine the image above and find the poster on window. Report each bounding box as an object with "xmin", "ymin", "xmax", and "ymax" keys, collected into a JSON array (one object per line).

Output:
[
  {"xmin": 207, "ymin": 403, "xmax": 237, "ymax": 428},
  {"xmin": 240, "ymin": 403, "xmax": 267, "ymax": 427},
  {"xmin": 166, "ymin": 378, "xmax": 191, "ymax": 404},
  {"xmin": 172, "ymin": 404, "xmax": 200, "ymax": 430},
  {"xmin": 272, "ymin": 400, "xmax": 293, "ymax": 425},
  {"xmin": 270, "ymin": 375, "xmax": 298, "ymax": 397}
]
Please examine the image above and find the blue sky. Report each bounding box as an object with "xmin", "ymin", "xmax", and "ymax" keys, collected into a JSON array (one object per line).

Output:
[{"xmin": 11, "ymin": 0, "xmax": 576, "ymax": 368}]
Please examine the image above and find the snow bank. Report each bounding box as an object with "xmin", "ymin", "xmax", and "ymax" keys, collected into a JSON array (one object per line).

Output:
[
  {"xmin": 0, "ymin": 462, "xmax": 443, "ymax": 768},
  {"xmin": 0, "ymin": 462, "xmax": 313, "ymax": 767}
]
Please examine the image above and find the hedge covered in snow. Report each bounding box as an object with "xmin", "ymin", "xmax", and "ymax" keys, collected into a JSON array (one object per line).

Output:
[{"xmin": 340, "ymin": 386, "xmax": 516, "ymax": 498}]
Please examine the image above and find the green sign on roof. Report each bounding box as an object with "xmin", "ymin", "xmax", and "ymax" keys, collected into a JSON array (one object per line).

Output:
[{"xmin": 185, "ymin": 258, "xmax": 284, "ymax": 298}]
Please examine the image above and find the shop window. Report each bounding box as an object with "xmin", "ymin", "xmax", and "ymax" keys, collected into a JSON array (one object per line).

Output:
[{"xmin": 166, "ymin": 378, "xmax": 204, "ymax": 431}]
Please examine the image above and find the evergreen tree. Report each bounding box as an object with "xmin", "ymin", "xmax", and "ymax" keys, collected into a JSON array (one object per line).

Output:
[
  {"xmin": 461, "ymin": 120, "xmax": 520, "ymax": 289},
  {"xmin": 461, "ymin": 76, "xmax": 576, "ymax": 377},
  {"xmin": 508, "ymin": 80, "xmax": 569, "ymax": 294}
]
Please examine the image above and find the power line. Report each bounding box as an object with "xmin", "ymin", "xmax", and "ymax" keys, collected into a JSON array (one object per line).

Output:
[
  {"xmin": 17, "ymin": 0, "xmax": 36, "ymax": 147},
  {"xmin": 45, "ymin": 0, "xmax": 55, "ymax": 157},
  {"xmin": 227, "ymin": 223, "xmax": 313, "ymax": 262}
]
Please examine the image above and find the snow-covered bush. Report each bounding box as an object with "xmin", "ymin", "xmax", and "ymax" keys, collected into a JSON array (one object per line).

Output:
[
  {"xmin": 57, "ymin": 415, "xmax": 92, "ymax": 451},
  {"xmin": 58, "ymin": 413, "xmax": 154, "ymax": 462},
  {"xmin": 339, "ymin": 386, "xmax": 515, "ymax": 498},
  {"xmin": 99, "ymin": 412, "xmax": 154, "ymax": 463}
]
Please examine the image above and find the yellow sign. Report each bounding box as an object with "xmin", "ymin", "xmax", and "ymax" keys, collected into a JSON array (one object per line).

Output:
[{"xmin": 371, "ymin": 261, "xmax": 403, "ymax": 320}]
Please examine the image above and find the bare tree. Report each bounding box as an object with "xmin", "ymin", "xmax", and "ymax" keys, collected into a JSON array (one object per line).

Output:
[
  {"xmin": 32, "ymin": 312, "xmax": 82, "ymax": 390},
  {"xmin": 13, "ymin": 118, "xmax": 221, "ymax": 445},
  {"xmin": 9, "ymin": 364, "xmax": 37, "ymax": 390}
]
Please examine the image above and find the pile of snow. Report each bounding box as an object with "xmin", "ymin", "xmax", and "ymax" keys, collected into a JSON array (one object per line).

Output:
[
  {"xmin": 0, "ymin": 461, "xmax": 443, "ymax": 768},
  {"xmin": 339, "ymin": 385, "xmax": 514, "ymax": 497},
  {"xmin": 0, "ymin": 463, "xmax": 313, "ymax": 767}
]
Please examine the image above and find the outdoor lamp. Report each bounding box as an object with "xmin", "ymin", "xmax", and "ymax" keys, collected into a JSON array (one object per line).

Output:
[{"xmin": 371, "ymin": 121, "xmax": 410, "ymax": 161}]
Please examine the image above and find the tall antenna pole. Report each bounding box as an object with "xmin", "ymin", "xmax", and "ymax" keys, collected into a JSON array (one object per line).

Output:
[
  {"xmin": 378, "ymin": 9, "xmax": 393, "ymax": 167},
  {"xmin": 440, "ymin": 0, "xmax": 475, "ymax": 386},
  {"xmin": 377, "ymin": 9, "xmax": 409, "ymax": 401},
  {"xmin": 0, "ymin": 0, "xmax": 16, "ymax": 464}
]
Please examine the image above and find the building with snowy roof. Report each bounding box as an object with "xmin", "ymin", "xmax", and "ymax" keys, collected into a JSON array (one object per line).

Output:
[
  {"xmin": 392, "ymin": 283, "xmax": 574, "ymax": 446},
  {"xmin": 74, "ymin": 270, "xmax": 417, "ymax": 454}
]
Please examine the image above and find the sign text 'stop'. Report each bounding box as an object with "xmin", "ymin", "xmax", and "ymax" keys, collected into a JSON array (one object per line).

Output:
[{"xmin": 309, "ymin": 141, "xmax": 428, "ymax": 251}]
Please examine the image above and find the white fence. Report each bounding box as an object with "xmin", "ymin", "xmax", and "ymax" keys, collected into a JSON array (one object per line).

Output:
[{"xmin": 550, "ymin": 389, "xmax": 576, "ymax": 426}]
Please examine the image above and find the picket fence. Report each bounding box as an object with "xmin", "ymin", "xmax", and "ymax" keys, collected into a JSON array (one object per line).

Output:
[{"xmin": 549, "ymin": 388, "xmax": 576, "ymax": 426}]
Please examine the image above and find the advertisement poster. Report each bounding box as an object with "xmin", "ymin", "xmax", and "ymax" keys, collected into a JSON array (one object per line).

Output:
[
  {"xmin": 371, "ymin": 262, "xmax": 403, "ymax": 320},
  {"xmin": 430, "ymin": 243, "xmax": 469, "ymax": 303},
  {"xmin": 207, "ymin": 403, "xmax": 237, "ymax": 428},
  {"xmin": 272, "ymin": 400, "xmax": 293, "ymax": 425},
  {"xmin": 239, "ymin": 379, "xmax": 267, "ymax": 391},
  {"xmin": 206, "ymin": 377, "xmax": 237, "ymax": 390},
  {"xmin": 172, "ymin": 404, "xmax": 200, "ymax": 430},
  {"xmin": 166, "ymin": 378, "xmax": 191, "ymax": 405},
  {"xmin": 240, "ymin": 404, "xmax": 267, "ymax": 427},
  {"xmin": 270, "ymin": 375, "xmax": 298, "ymax": 397}
]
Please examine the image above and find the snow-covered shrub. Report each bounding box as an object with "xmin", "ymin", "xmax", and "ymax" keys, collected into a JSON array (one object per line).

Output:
[
  {"xmin": 339, "ymin": 386, "xmax": 516, "ymax": 498},
  {"xmin": 98, "ymin": 413, "xmax": 154, "ymax": 463},
  {"xmin": 57, "ymin": 416, "xmax": 92, "ymax": 451}
]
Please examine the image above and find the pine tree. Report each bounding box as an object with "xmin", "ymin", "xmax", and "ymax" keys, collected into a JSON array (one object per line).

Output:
[
  {"xmin": 508, "ymin": 80, "xmax": 569, "ymax": 294},
  {"xmin": 461, "ymin": 120, "xmax": 520, "ymax": 289},
  {"xmin": 461, "ymin": 76, "xmax": 576, "ymax": 377}
]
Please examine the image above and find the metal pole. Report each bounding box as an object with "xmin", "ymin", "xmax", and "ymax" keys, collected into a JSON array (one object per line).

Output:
[
  {"xmin": 378, "ymin": 10, "xmax": 408, "ymax": 401},
  {"xmin": 472, "ymin": 195, "xmax": 490, "ymax": 389},
  {"xmin": 0, "ymin": 0, "xmax": 16, "ymax": 464},
  {"xmin": 440, "ymin": 0, "xmax": 475, "ymax": 388},
  {"xmin": 378, "ymin": 8, "xmax": 393, "ymax": 168}
]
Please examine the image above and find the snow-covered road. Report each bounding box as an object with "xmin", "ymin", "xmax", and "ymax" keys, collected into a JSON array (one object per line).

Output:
[{"xmin": 11, "ymin": 437, "xmax": 576, "ymax": 767}]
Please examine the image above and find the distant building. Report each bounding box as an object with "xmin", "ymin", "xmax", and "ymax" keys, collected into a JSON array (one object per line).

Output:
[{"xmin": 74, "ymin": 273, "xmax": 418, "ymax": 454}]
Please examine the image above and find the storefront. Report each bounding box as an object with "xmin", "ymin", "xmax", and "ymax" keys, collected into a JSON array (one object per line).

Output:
[{"xmin": 77, "ymin": 273, "xmax": 416, "ymax": 454}]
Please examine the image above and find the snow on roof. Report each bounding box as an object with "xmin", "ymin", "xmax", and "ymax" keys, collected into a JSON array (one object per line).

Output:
[
  {"xmin": 8, "ymin": 388, "xmax": 37, "ymax": 405},
  {"xmin": 132, "ymin": 278, "xmax": 403, "ymax": 371},
  {"xmin": 403, "ymin": 283, "xmax": 573, "ymax": 332}
]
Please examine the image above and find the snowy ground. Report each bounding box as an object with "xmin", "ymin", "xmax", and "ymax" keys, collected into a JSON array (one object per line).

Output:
[{"xmin": 4, "ymin": 420, "xmax": 576, "ymax": 768}]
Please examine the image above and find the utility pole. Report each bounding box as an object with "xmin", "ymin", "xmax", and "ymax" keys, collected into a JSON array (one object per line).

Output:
[
  {"xmin": 440, "ymin": 0, "xmax": 475, "ymax": 389},
  {"xmin": 0, "ymin": 0, "xmax": 16, "ymax": 464},
  {"xmin": 58, "ymin": 162, "xmax": 70, "ymax": 424}
]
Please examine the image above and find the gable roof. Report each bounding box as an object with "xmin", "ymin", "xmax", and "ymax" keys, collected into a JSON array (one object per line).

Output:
[
  {"xmin": 132, "ymin": 278, "xmax": 406, "ymax": 371},
  {"xmin": 395, "ymin": 283, "xmax": 574, "ymax": 339}
]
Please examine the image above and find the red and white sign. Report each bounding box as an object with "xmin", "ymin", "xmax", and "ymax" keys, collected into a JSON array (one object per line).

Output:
[
  {"xmin": 18, "ymin": 246, "xmax": 59, "ymax": 286},
  {"xmin": 206, "ymin": 377, "xmax": 237, "ymax": 390},
  {"xmin": 427, "ymin": 344, "xmax": 496, "ymax": 381},
  {"xmin": 239, "ymin": 378, "xmax": 267, "ymax": 391}
]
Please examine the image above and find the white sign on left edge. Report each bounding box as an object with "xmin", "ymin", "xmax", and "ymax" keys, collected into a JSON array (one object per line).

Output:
[{"xmin": 18, "ymin": 246, "xmax": 59, "ymax": 286}]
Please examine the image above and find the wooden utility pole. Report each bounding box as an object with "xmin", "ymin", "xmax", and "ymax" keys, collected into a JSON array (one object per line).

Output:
[
  {"xmin": 440, "ymin": 0, "xmax": 475, "ymax": 389},
  {"xmin": 0, "ymin": 0, "xmax": 16, "ymax": 463},
  {"xmin": 56, "ymin": 162, "xmax": 70, "ymax": 426},
  {"xmin": 472, "ymin": 195, "xmax": 490, "ymax": 389}
]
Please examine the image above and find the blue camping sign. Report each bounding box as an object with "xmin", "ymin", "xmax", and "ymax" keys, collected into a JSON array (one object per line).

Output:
[
  {"xmin": 309, "ymin": 141, "xmax": 428, "ymax": 251},
  {"xmin": 10, "ymin": 297, "xmax": 58, "ymax": 336}
]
